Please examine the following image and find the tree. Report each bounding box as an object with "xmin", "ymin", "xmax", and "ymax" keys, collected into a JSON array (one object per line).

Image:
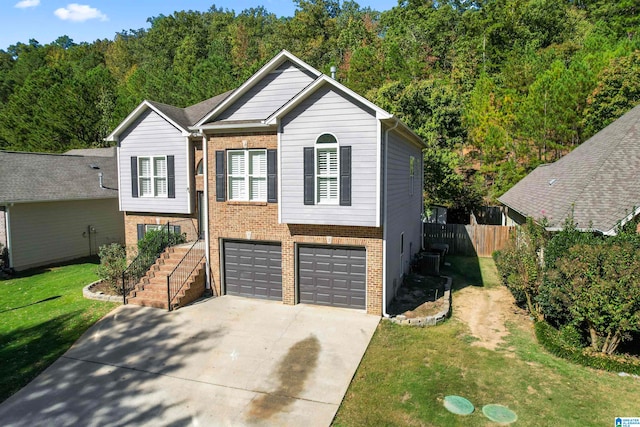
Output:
[{"xmin": 546, "ymin": 242, "xmax": 640, "ymax": 354}]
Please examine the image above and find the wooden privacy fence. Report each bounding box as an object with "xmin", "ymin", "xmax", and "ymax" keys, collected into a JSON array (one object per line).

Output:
[{"xmin": 423, "ymin": 224, "xmax": 515, "ymax": 257}]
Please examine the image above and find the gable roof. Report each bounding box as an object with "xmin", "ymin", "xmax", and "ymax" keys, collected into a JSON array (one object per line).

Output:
[
  {"xmin": 65, "ymin": 147, "xmax": 116, "ymax": 157},
  {"xmin": 193, "ymin": 50, "xmax": 322, "ymax": 127},
  {"xmin": 0, "ymin": 151, "xmax": 118, "ymax": 204},
  {"xmin": 499, "ymin": 103, "xmax": 640, "ymax": 235},
  {"xmin": 105, "ymin": 90, "xmax": 234, "ymax": 141}
]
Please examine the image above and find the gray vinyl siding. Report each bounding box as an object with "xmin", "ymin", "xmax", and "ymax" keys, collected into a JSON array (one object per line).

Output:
[
  {"xmin": 119, "ymin": 109, "xmax": 190, "ymax": 214},
  {"xmin": 384, "ymin": 129, "xmax": 423, "ymax": 304},
  {"xmin": 215, "ymin": 62, "xmax": 316, "ymax": 122},
  {"xmin": 9, "ymin": 199, "xmax": 124, "ymax": 271},
  {"xmin": 280, "ymin": 85, "xmax": 378, "ymax": 226}
]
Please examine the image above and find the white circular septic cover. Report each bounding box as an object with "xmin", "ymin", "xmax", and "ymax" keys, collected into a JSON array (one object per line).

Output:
[
  {"xmin": 482, "ymin": 404, "xmax": 518, "ymax": 424},
  {"xmin": 443, "ymin": 395, "xmax": 474, "ymax": 415}
]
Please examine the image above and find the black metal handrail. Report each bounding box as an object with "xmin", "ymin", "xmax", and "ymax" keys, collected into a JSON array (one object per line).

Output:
[
  {"xmin": 167, "ymin": 240, "xmax": 205, "ymax": 311},
  {"xmin": 121, "ymin": 222, "xmax": 174, "ymax": 304}
]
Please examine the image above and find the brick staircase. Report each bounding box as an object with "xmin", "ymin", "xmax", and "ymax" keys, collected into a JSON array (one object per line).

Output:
[{"xmin": 127, "ymin": 243, "xmax": 206, "ymax": 310}]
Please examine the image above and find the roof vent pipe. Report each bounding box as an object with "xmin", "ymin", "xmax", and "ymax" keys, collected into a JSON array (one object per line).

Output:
[
  {"xmin": 330, "ymin": 66, "xmax": 337, "ymax": 80},
  {"xmin": 98, "ymin": 172, "xmax": 104, "ymax": 189}
]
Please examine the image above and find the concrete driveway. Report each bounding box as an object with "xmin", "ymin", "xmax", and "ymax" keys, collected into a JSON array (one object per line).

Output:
[{"xmin": 0, "ymin": 296, "xmax": 379, "ymax": 426}]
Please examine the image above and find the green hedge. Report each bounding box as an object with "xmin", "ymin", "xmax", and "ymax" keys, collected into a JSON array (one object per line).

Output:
[{"xmin": 535, "ymin": 321, "xmax": 640, "ymax": 375}]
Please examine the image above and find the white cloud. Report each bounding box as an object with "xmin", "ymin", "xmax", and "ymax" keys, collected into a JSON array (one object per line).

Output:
[
  {"xmin": 54, "ymin": 4, "xmax": 108, "ymax": 22},
  {"xmin": 15, "ymin": 0, "xmax": 40, "ymax": 8}
]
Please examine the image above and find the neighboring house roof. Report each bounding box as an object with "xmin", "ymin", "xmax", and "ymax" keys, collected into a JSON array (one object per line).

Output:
[
  {"xmin": 499, "ymin": 103, "xmax": 640, "ymax": 235},
  {"xmin": 64, "ymin": 147, "xmax": 116, "ymax": 157},
  {"xmin": 0, "ymin": 151, "xmax": 118, "ymax": 203}
]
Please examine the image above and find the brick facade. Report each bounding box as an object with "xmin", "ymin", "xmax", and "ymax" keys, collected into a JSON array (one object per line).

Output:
[
  {"xmin": 207, "ymin": 132, "xmax": 384, "ymax": 315},
  {"xmin": 124, "ymin": 212, "xmax": 199, "ymax": 256}
]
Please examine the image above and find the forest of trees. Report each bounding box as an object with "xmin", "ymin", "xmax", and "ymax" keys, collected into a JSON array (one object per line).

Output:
[{"xmin": 1, "ymin": 0, "xmax": 640, "ymax": 211}]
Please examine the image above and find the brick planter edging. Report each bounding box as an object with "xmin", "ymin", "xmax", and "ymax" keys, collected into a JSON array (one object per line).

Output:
[
  {"xmin": 83, "ymin": 280, "xmax": 124, "ymax": 303},
  {"xmin": 388, "ymin": 276, "xmax": 452, "ymax": 327}
]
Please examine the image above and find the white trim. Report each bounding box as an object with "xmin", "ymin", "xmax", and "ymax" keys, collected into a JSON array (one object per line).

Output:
[
  {"xmin": 194, "ymin": 50, "xmax": 321, "ymax": 127},
  {"xmin": 116, "ymin": 146, "xmax": 123, "ymax": 211},
  {"xmin": 277, "ymin": 119, "xmax": 283, "ymax": 224},
  {"xmin": 265, "ymin": 75, "xmax": 392, "ymax": 125},
  {"xmin": 197, "ymin": 122, "xmax": 274, "ymax": 131},
  {"xmin": 137, "ymin": 155, "xmax": 168, "ymax": 198},
  {"xmin": 375, "ymin": 119, "xmax": 381, "ymax": 227},
  {"xmin": 202, "ymin": 135, "xmax": 211, "ymax": 290},
  {"xmin": 315, "ymin": 135, "xmax": 340, "ymax": 205},
  {"xmin": 185, "ymin": 137, "xmax": 192, "ymax": 215},
  {"xmin": 106, "ymin": 100, "xmax": 190, "ymax": 141}
]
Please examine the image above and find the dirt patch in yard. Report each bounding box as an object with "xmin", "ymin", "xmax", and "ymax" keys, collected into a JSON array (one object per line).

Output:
[{"xmin": 453, "ymin": 285, "xmax": 526, "ymax": 351}]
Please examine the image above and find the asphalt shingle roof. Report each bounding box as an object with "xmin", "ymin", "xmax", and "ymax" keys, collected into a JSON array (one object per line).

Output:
[
  {"xmin": 499, "ymin": 103, "xmax": 640, "ymax": 234},
  {"xmin": 0, "ymin": 151, "xmax": 118, "ymax": 203},
  {"xmin": 147, "ymin": 90, "xmax": 235, "ymax": 130}
]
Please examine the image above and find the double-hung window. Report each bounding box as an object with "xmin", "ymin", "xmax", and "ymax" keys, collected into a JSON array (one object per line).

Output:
[
  {"xmin": 138, "ymin": 156, "xmax": 167, "ymax": 197},
  {"xmin": 316, "ymin": 134, "xmax": 339, "ymax": 204},
  {"xmin": 227, "ymin": 149, "xmax": 267, "ymax": 201}
]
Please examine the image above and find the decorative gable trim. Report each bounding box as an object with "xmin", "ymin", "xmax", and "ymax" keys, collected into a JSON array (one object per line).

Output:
[
  {"xmin": 193, "ymin": 50, "xmax": 322, "ymax": 128},
  {"xmin": 105, "ymin": 101, "xmax": 191, "ymax": 142}
]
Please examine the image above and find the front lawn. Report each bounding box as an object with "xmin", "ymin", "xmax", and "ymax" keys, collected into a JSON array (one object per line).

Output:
[
  {"xmin": 334, "ymin": 257, "xmax": 640, "ymax": 426},
  {"xmin": 0, "ymin": 260, "xmax": 118, "ymax": 403}
]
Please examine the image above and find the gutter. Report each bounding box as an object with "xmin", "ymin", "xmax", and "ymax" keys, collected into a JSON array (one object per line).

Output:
[{"xmin": 381, "ymin": 120, "xmax": 400, "ymax": 318}]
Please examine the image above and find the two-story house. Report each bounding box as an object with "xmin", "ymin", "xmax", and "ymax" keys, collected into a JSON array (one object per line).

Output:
[{"xmin": 107, "ymin": 50, "xmax": 425, "ymax": 315}]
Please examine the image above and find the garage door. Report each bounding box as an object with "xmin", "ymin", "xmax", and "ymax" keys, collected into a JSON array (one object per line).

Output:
[
  {"xmin": 223, "ymin": 241, "xmax": 282, "ymax": 301},
  {"xmin": 298, "ymin": 246, "xmax": 366, "ymax": 309}
]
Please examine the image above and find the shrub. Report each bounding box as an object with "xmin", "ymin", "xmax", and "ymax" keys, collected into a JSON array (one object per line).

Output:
[
  {"xmin": 137, "ymin": 229, "xmax": 186, "ymax": 262},
  {"xmin": 543, "ymin": 242, "xmax": 640, "ymax": 354},
  {"xmin": 96, "ymin": 243, "xmax": 127, "ymax": 293},
  {"xmin": 493, "ymin": 218, "xmax": 547, "ymax": 320},
  {"xmin": 535, "ymin": 321, "xmax": 640, "ymax": 375}
]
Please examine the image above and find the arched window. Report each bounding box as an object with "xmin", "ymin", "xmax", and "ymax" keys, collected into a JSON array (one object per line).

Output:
[
  {"xmin": 196, "ymin": 159, "xmax": 204, "ymax": 175},
  {"xmin": 315, "ymin": 133, "xmax": 338, "ymax": 204}
]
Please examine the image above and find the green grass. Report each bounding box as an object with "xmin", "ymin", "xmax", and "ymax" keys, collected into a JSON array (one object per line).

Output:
[
  {"xmin": 0, "ymin": 260, "xmax": 118, "ymax": 403},
  {"xmin": 334, "ymin": 256, "xmax": 640, "ymax": 427}
]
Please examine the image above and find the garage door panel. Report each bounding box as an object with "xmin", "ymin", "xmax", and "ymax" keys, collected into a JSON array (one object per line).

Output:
[
  {"xmin": 224, "ymin": 241, "xmax": 282, "ymax": 301},
  {"xmin": 298, "ymin": 246, "xmax": 366, "ymax": 310}
]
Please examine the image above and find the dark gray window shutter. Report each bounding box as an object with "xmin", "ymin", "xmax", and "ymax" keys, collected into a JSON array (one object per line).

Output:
[
  {"xmin": 303, "ymin": 147, "xmax": 314, "ymax": 205},
  {"xmin": 167, "ymin": 155, "xmax": 175, "ymax": 198},
  {"xmin": 131, "ymin": 156, "xmax": 138, "ymax": 198},
  {"xmin": 267, "ymin": 149, "xmax": 277, "ymax": 203},
  {"xmin": 215, "ymin": 150, "xmax": 225, "ymax": 202},
  {"xmin": 340, "ymin": 146, "xmax": 351, "ymax": 206},
  {"xmin": 137, "ymin": 224, "xmax": 144, "ymax": 241}
]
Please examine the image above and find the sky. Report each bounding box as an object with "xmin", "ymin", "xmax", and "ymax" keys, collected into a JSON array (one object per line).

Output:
[{"xmin": 1, "ymin": 0, "xmax": 400, "ymax": 51}]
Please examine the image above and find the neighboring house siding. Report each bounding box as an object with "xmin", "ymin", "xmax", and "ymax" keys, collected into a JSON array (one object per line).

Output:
[
  {"xmin": 0, "ymin": 207, "xmax": 6, "ymax": 250},
  {"xmin": 280, "ymin": 85, "xmax": 378, "ymax": 226},
  {"xmin": 215, "ymin": 62, "xmax": 316, "ymax": 122},
  {"xmin": 385, "ymin": 129, "xmax": 423, "ymax": 304},
  {"xmin": 9, "ymin": 199, "xmax": 124, "ymax": 271},
  {"xmin": 119, "ymin": 109, "xmax": 190, "ymax": 214}
]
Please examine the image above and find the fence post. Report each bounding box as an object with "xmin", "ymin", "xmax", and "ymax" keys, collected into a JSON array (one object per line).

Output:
[
  {"xmin": 122, "ymin": 271, "xmax": 126, "ymax": 305},
  {"xmin": 167, "ymin": 275, "xmax": 171, "ymax": 312}
]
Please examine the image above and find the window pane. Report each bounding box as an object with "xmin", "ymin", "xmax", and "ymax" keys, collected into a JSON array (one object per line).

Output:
[
  {"xmin": 154, "ymin": 157, "xmax": 167, "ymax": 177},
  {"xmin": 317, "ymin": 133, "xmax": 337, "ymax": 144},
  {"xmin": 140, "ymin": 177, "xmax": 152, "ymax": 196},
  {"xmin": 228, "ymin": 151, "xmax": 245, "ymax": 175},
  {"xmin": 249, "ymin": 177, "xmax": 266, "ymax": 201},
  {"xmin": 249, "ymin": 151, "xmax": 266, "ymax": 176},
  {"xmin": 139, "ymin": 158, "xmax": 151, "ymax": 177},
  {"xmin": 317, "ymin": 148, "xmax": 337, "ymax": 175},
  {"xmin": 317, "ymin": 177, "xmax": 337, "ymax": 203},
  {"xmin": 155, "ymin": 177, "xmax": 167, "ymax": 196},
  {"xmin": 229, "ymin": 177, "xmax": 246, "ymax": 200}
]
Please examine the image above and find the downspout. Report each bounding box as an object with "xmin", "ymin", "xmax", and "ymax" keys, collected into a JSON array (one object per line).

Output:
[
  {"xmin": 202, "ymin": 134, "xmax": 211, "ymax": 290},
  {"xmin": 381, "ymin": 119, "xmax": 400, "ymax": 318}
]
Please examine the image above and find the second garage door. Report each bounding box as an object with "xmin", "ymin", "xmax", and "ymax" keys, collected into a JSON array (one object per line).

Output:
[
  {"xmin": 223, "ymin": 240, "xmax": 282, "ymax": 301},
  {"xmin": 298, "ymin": 246, "xmax": 366, "ymax": 309}
]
